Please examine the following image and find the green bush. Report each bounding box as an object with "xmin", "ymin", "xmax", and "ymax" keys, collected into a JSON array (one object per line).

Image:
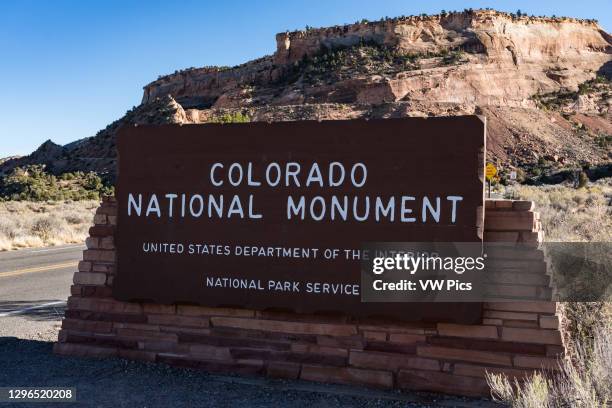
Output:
[
  {"xmin": 577, "ymin": 171, "xmax": 589, "ymax": 189},
  {"xmin": 208, "ymin": 112, "xmax": 251, "ymax": 124},
  {"xmin": 0, "ymin": 165, "xmax": 114, "ymax": 202},
  {"xmin": 276, "ymin": 41, "xmax": 468, "ymax": 86}
]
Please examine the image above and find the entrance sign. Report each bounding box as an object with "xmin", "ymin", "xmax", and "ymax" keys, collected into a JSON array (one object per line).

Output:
[{"xmin": 114, "ymin": 117, "xmax": 485, "ymax": 322}]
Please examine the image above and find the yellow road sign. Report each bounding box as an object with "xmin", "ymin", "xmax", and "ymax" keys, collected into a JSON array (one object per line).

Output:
[{"xmin": 485, "ymin": 163, "xmax": 497, "ymax": 181}]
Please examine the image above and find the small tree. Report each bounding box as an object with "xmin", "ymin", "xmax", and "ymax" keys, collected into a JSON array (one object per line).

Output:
[{"xmin": 577, "ymin": 171, "xmax": 589, "ymax": 189}]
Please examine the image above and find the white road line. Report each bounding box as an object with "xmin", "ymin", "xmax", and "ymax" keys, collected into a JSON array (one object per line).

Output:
[
  {"xmin": 31, "ymin": 245, "xmax": 85, "ymax": 253},
  {"xmin": 0, "ymin": 301, "xmax": 66, "ymax": 317}
]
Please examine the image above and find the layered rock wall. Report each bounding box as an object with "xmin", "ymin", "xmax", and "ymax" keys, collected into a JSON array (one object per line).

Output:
[{"xmin": 141, "ymin": 10, "xmax": 611, "ymax": 109}]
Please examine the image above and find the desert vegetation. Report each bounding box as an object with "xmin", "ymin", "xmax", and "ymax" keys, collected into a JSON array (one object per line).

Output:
[
  {"xmin": 278, "ymin": 42, "xmax": 468, "ymax": 86},
  {"xmin": 503, "ymin": 179, "xmax": 611, "ymax": 241},
  {"xmin": 0, "ymin": 165, "xmax": 113, "ymax": 201},
  {"xmin": 532, "ymin": 75, "xmax": 611, "ymax": 112},
  {"xmin": 489, "ymin": 179, "xmax": 612, "ymax": 407},
  {"xmin": 0, "ymin": 200, "xmax": 98, "ymax": 251},
  {"xmin": 487, "ymin": 325, "xmax": 611, "ymax": 407},
  {"xmin": 207, "ymin": 111, "xmax": 251, "ymax": 123},
  {"xmin": 0, "ymin": 164, "xmax": 107, "ymax": 250}
]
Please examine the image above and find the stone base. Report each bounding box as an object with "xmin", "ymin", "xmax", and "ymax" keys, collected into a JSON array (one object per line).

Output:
[{"xmin": 54, "ymin": 197, "xmax": 563, "ymax": 397}]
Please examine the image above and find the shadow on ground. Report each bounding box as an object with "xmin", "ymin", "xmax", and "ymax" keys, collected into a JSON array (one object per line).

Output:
[
  {"xmin": 0, "ymin": 337, "xmax": 497, "ymax": 408},
  {"xmin": 0, "ymin": 301, "xmax": 66, "ymax": 321}
]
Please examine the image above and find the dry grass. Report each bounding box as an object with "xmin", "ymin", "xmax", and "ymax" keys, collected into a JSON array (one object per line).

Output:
[
  {"xmin": 487, "ymin": 327, "xmax": 611, "ymax": 407},
  {"xmin": 503, "ymin": 179, "xmax": 612, "ymax": 242},
  {"xmin": 0, "ymin": 200, "xmax": 98, "ymax": 251},
  {"xmin": 490, "ymin": 179, "xmax": 612, "ymax": 407}
]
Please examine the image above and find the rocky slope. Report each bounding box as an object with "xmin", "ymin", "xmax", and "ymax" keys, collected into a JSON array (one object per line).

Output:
[{"xmin": 2, "ymin": 9, "xmax": 611, "ymax": 183}]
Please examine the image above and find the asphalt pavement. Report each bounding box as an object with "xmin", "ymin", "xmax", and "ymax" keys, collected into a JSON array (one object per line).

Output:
[{"xmin": 0, "ymin": 244, "xmax": 82, "ymax": 340}]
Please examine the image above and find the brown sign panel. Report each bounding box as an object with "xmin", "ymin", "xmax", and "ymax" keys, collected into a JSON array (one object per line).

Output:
[{"xmin": 114, "ymin": 117, "xmax": 485, "ymax": 323}]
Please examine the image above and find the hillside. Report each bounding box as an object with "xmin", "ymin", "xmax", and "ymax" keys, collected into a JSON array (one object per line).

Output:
[{"xmin": 2, "ymin": 9, "xmax": 611, "ymax": 184}]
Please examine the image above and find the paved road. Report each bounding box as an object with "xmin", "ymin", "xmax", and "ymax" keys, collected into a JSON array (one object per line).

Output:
[{"xmin": 0, "ymin": 244, "xmax": 83, "ymax": 340}]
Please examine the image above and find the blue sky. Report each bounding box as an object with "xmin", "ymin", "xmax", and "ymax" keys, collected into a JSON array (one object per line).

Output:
[{"xmin": 0, "ymin": 0, "xmax": 610, "ymax": 157}]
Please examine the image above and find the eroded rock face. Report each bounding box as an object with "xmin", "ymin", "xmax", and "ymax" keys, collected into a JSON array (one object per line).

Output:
[
  {"xmin": 2, "ymin": 10, "xmax": 610, "ymax": 182},
  {"xmin": 142, "ymin": 10, "xmax": 611, "ymax": 109}
]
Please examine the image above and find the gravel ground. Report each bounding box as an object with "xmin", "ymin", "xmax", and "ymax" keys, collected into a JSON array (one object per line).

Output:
[
  {"xmin": 0, "ymin": 335, "xmax": 499, "ymax": 408},
  {"xmin": 0, "ymin": 305, "xmax": 64, "ymax": 342}
]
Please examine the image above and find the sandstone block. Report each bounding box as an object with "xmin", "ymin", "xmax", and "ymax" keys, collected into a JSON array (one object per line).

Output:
[
  {"xmin": 513, "ymin": 355, "xmax": 560, "ymax": 370},
  {"xmin": 437, "ymin": 323, "xmax": 499, "ymax": 340},
  {"xmin": 513, "ymin": 201, "xmax": 535, "ymax": 211},
  {"xmin": 138, "ymin": 340, "xmax": 179, "ymax": 352},
  {"xmin": 211, "ymin": 317, "xmax": 357, "ymax": 337},
  {"xmin": 73, "ymin": 272, "xmax": 107, "ymax": 286},
  {"xmin": 89, "ymin": 226, "xmax": 114, "ymax": 237},
  {"xmin": 157, "ymin": 353, "xmax": 263, "ymax": 375},
  {"xmin": 388, "ymin": 333, "xmax": 426, "ymax": 344},
  {"xmin": 484, "ymin": 310, "xmax": 539, "ymax": 321},
  {"xmin": 61, "ymin": 318, "xmax": 113, "ymax": 333},
  {"xmin": 546, "ymin": 345, "xmax": 565, "ymax": 357},
  {"xmin": 300, "ymin": 364, "xmax": 393, "ymax": 388},
  {"xmin": 397, "ymin": 370, "xmax": 489, "ymax": 397},
  {"xmin": 159, "ymin": 326, "xmax": 211, "ymax": 336},
  {"xmin": 82, "ymin": 249, "xmax": 116, "ymax": 263},
  {"xmin": 358, "ymin": 323, "xmax": 427, "ymax": 335},
  {"xmin": 502, "ymin": 320, "xmax": 540, "ymax": 329},
  {"xmin": 93, "ymin": 214, "xmax": 107, "ymax": 225},
  {"xmin": 317, "ymin": 335, "xmax": 364, "ymax": 350},
  {"xmin": 363, "ymin": 331, "xmax": 387, "ymax": 341},
  {"xmin": 177, "ymin": 305, "xmax": 255, "ymax": 318},
  {"xmin": 291, "ymin": 343, "xmax": 348, "ymax": 357},
  {"xmin": 143, "ymin": 304, "xmax": 176, "ymax": 315},
  {"xmin": 501, "ymin": 327, "xmax": 562, "ymax": 345},
  {"xmin": 539, "ymin": 315, "xmax": 559, "ymax": 329},
  {"xmin": 116, "ymin": 328, "xmax": 178, "ymax": 342},
  {"xmin": 349, "ymin": 350, "xmax": 440, "ymax": 372},
  {"xmin": 484, "ymin": 301, "xmax": 556, "ymax": 314},
  {"xmin": 113, "ymin": 322, "xmax": 160, "ymax": 331},
  {"xmin": 100, "ymin": 236, "xmax": 115, "ymax": 249},
  {"xmin": 85, "ymin": 237, "xmax": 99, "ymax": 249},
  {"xmin": 148, "ymin": 314, "xmax": 209, "ymax": 328},
  {"xmin": 92, "ymin": 264, "xmax": 115, "ymax": 274},
  {"xmin": 80, "ymin": 285, "xmax": 113, "ymax": 298},
  {"xmin": 453, "ymin": 363, "xmax": 531, "ymax": 379},
  {"xmin": 489, "ymin": 200, "xmax": 514, "ymax": 209},
  {"xmin": 417, "ymin": 345, "xmax": 512, "ymax": 366},
  {"xmin": 189, "ymin": 344, "xmax": 232, "ymax": 360},
  {"xmin": 519, "ymin": 231, "xmax": 541, "ymax": 244},
  {"xmin": 486, "ymin": 272, "xmax": 550, "ymax": 286},
  {"xmin": 485, "ymin": 211, "xmax": 536, "ymax": 231},
  {"xmin": 482, "ymin": 318, "xmax": 503, "ymax": 326},
  {"xmin": 484, "ymin": 231, "xmax": 519, "ymax": 242},
  {"xmin": 67, "ymin": 297, "xmax": 142, "ymax": 314}
]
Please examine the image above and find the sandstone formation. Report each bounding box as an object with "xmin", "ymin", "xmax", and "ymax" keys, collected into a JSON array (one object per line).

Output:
[
  {"xmin": 144, "ymin": 10, "xmax": 610, "ymax": 109},
  {"xmin": 2, "ymin": 9, "xmax": 611, "ymax": 182}
]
